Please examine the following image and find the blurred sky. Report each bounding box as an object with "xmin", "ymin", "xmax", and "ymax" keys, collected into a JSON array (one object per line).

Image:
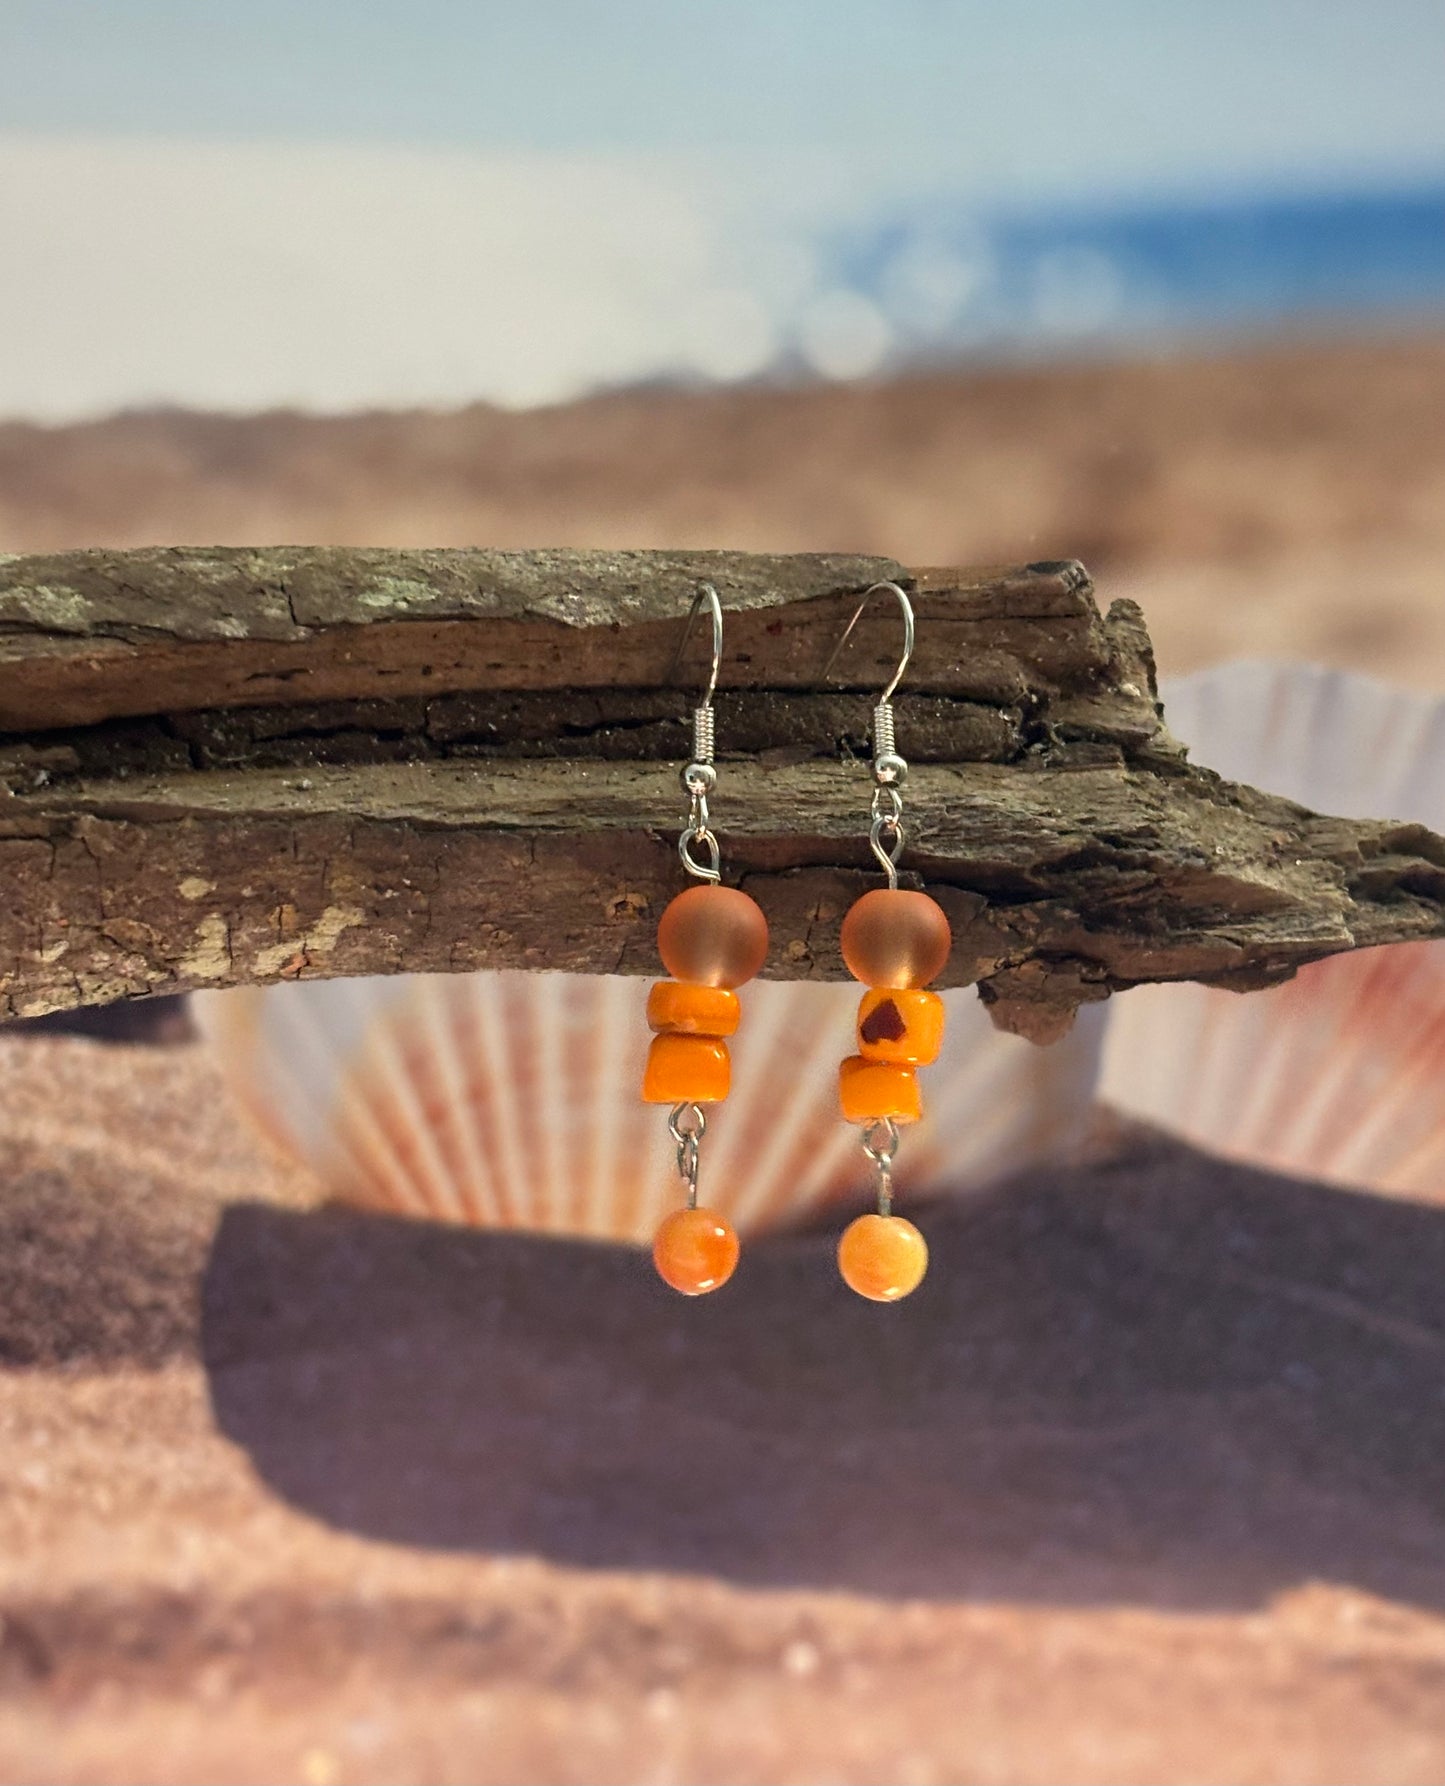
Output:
[
  {"xmin": 9, "ymin": 0, "xmax": 1445, "ymax": 196},
  {"xmin": 3, "ymin": 0, "xmax": 1444, "ymax": 417}
]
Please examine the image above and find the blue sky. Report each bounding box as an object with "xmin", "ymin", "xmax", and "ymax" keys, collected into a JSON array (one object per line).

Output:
[
  {"xmin": 7, "ymin": 0, "xmax": 1445, "ymax": 200},
  {"xmin": 3, "ymin": 2, "xmax": 1444, "ymax": 418}
]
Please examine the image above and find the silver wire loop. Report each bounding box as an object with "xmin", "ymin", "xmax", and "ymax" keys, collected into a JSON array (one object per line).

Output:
[
  {"xmin": 679, "ymin": 823, "xmax": 722, "ymax": 880},
  {"xmin": 679, "ymin": 772, "xmax": 722, "ymax": 881},
  {"xmin": 861, "ymin": 1117, "xmax": 900, "ymax": 1217},
  {"xmin": 669, "ymin": 1102, "xmax": 707, "ymax": 1209},
  {"xmin": 869, "ymin": 785, "xmax": 905, "ymax": 887}
]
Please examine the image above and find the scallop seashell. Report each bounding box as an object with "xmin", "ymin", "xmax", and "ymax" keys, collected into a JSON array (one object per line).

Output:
[
  {"xmin": 1101, "ymin": 660, "xmax": 1445, "ymax": 1199},
  {"xmin": 1153, "ymin": 658, "xmax": 1445, "ymax": 820},
  {"xmin": 196, "ymin": 970, "xmax": 1105, "ymax": 1242}
]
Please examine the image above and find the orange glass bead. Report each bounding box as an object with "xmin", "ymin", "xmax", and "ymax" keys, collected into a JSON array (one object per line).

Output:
[
  {"xmin": 646, "ymin": 980, "xmax": 740, "ymax": 1037},
  {"xmin": 657, "ymin": 884, "xmax": 769, "ymax": 988},
  {"xmin": 840, "ymin": 888, "xmax": 952, "ymax": 989},
  {"xmin": 653, "ymin": 1205, "xmax": 740, "ymax": 1295},
  {"xmin": 642, "ymin": 1033, "xmax": 731, "ymax": 1104},
  {"xmin": 856, "ymin": 987, "xmax": 945, "ymax": 1066},
  {"xmin": 838, "ymin": 1055, "xmax": 921, "ymax": 1124},
  {"xmin": 838, "ymin": 1213, "xmax": 928, "ymax": 1302}
]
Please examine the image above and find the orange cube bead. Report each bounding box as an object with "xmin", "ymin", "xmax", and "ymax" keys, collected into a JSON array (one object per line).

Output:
[
  {"xmin": 856, "ymin": 988, "xmax": 945, "ymax": 1066},
  {"xmin": 838, "ymin": 1055, "xmax": 921, "ymax": 1125},
  {"xmin": 646, "ymin": 980, "xmax": 740, "ymax": 1038},
  {"xmin": 643, "ymin": 1033, "xmax": 731, "ymax": 1104}
]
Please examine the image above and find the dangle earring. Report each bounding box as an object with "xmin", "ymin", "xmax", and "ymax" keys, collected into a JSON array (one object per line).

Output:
[
  {"xmin": 643, "ymin": 582, "xmax": 769, "ymax": 1295},
  {"xmin": 824, "ymin": 581, "xmax": 952, "ymax": 1302}
]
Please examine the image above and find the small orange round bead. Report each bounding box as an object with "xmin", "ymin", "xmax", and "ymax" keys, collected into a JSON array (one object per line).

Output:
[
  {"xmin": 653, "ymin": 1206, "xmax": 740, "ymax": 1295},
  {"xmin": 840, "ymin": 888, "xmax": 951, "ymax": 989},
  {"xmin": 837, "ymin": 1213, "xmax": 928, "ymax": 1302},
  {"xmin": 657, "ymin": 884, "xmax": 769, "ymax": 989}
]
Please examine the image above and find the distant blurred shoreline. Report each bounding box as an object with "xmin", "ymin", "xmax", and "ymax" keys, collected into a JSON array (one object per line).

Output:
[{"xmin": 3, "ymin": 328, "xmax": 1443, "ymax": 689}]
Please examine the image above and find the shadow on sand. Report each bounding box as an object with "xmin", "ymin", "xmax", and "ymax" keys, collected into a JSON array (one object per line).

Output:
[{"xmin": 202, "ymin": 1140, "xmax": 1445, "ymax": 1608}]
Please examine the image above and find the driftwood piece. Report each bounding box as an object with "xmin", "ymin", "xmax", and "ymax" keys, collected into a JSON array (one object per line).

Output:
[{"xmin": 1, "ymin": 546, "xmax": 1442, "ymax": 1043}]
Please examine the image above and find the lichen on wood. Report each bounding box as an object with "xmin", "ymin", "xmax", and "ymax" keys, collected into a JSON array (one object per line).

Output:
[{"xmin": 1, "ymin": 546, "xmax": 1442, "ymax": 1042}]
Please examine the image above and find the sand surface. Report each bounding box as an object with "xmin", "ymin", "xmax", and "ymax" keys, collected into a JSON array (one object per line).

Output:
[
  {"xmin": 3, "ymin": 332, "xmax": 1445, "ymax": 690},
  {"xmin": 2, "ymin": 1031, "xmax": 1445, "ymax": 1784}
]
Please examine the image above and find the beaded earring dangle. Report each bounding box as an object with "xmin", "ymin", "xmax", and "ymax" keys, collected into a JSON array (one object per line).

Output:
[
  {"xmin": 823, "ymin": 581, "xmax": 952, "ymax": 1302},
  {"xmin": 642, "ymin": 583, "xmax": 769, "ymax": 1295}
]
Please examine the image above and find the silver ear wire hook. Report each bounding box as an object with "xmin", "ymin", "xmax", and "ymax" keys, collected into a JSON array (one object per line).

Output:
[
  {"xmin": 671, "ymin": 581, "xmax": 723, "ymax": 883},
  {"xmin": 822, "ymin": 578, "xmax": 915, "ymax": 704},
  {"xmin": 823, "ymin": 579, "xmax": 915, "ymax": 888},
  {"xmin": 669, "ymin": 579, "xmax": 723, "ymax": 711}
]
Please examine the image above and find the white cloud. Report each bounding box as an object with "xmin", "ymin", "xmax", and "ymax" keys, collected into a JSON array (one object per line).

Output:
[
  {"xmin": 676, "ymin": 288, "xmax": 778, "ymax": 384},
  {"xmin": 795, "ymin": 290, "xmax": 892, "ymax": 382},
  {"xmin": 0, "ymin": 135, "xmax": 832, "ymax": 419}
]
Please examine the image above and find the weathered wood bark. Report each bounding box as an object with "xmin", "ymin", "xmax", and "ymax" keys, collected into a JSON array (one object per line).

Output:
[{"xmin": 2, "ymin": 547, "xmax": 1442, "ymax": 1042}]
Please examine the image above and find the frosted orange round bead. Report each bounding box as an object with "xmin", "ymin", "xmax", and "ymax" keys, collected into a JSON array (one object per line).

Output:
[
  {"xmin": 840, "ymin": 888, "xmax": 951, "ymax": 989},
  {"xmin": 838, "ymin": 1213, "xmax": 928, "ymax": 1302},
  {"xmin": 657, "ymin": 885, "xmax": 769, "ymax": 989},
  {"xmin": 653, "ymin": 1206, "xmax": 740, "ymax": 1295}
]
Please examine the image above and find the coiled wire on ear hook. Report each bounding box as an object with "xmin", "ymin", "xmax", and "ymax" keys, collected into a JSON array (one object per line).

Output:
[
  {"xmin": 668, "ymin": 581, "xmax": 724, "ymax": 882},
  {"xmin": 822, "ymin": 580, "xmax": 916, "ymax": 888}
]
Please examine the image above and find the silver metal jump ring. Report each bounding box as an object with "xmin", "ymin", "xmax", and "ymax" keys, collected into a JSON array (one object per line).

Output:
[
  {"xmin": 861, "ymin": 1116, "xmax": 899, "ymax": 1216},
  {"xmin": 669, "ymin": 1102, "xmax": 707, "ymax": 1207},
  {"xmin": 861, "ymin": 1117, "xmax": 899, "ymax": 1166},
  {"xmin": 679, "ymin": 826, "xmax": 721, "ymax": 882}
]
